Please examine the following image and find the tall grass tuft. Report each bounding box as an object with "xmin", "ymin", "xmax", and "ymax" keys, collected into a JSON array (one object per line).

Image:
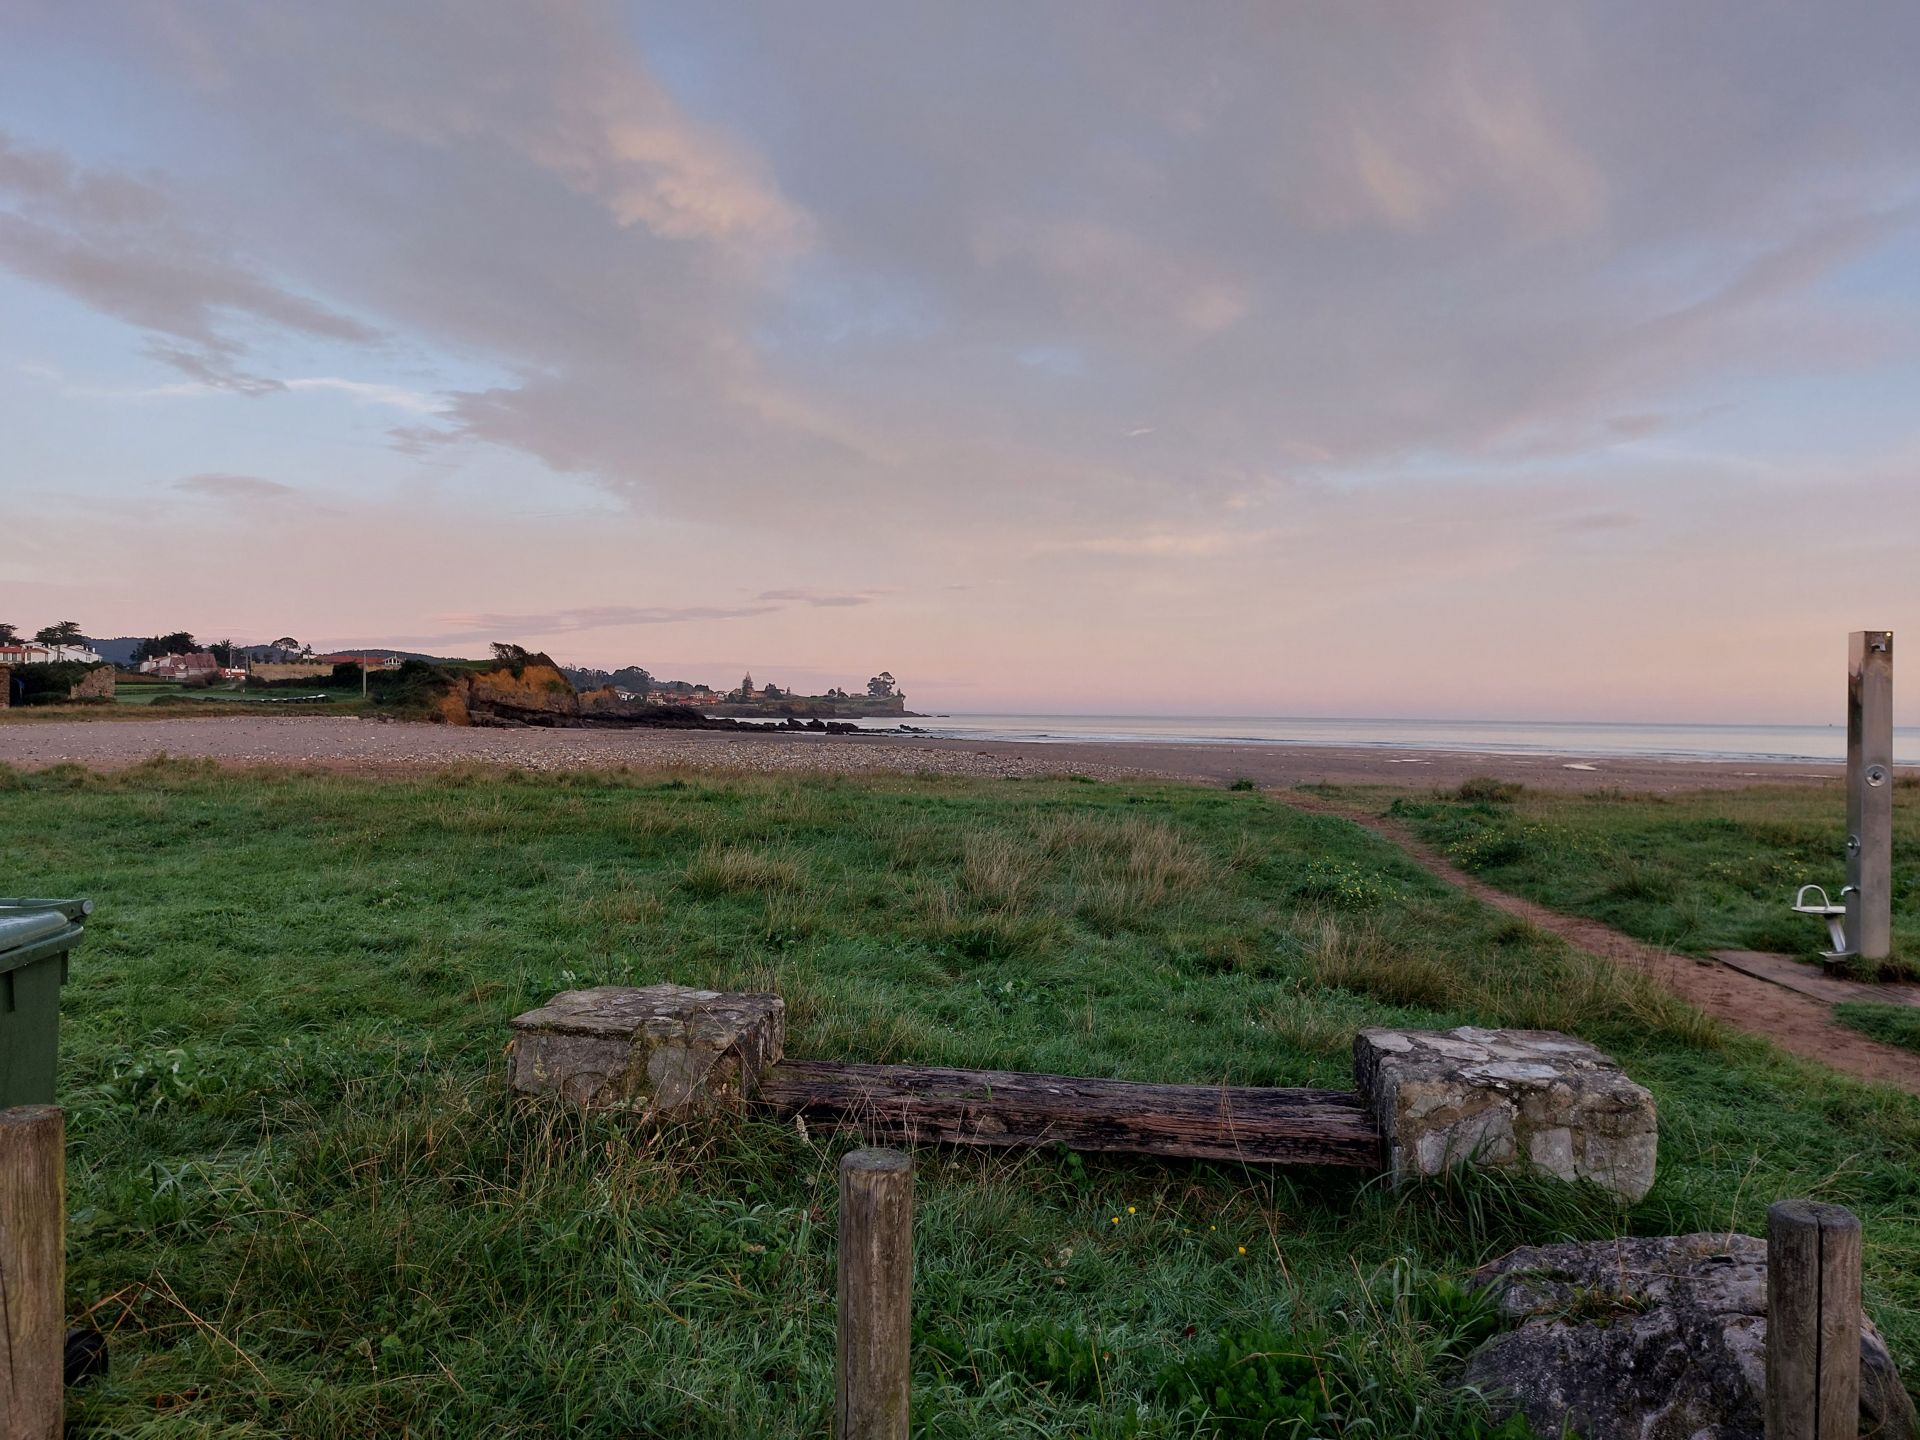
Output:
[{"xmin": 681, "ymin": 843, "xmax": 804, "ymax": 896}]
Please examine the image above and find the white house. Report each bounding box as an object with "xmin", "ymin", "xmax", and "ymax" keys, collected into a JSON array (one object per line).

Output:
[{"xmin": 0, "ymin": 642, "xmax": 106, "ymax": 666}]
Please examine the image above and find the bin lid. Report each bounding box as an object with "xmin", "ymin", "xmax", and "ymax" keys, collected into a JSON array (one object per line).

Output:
[
  {"xmin": 0, "ymin": 908, "xmax": 68, "ymax": 952},
  {"xmin": 0, "ymin": 908, "xmax": 81, "ymax": 976}
]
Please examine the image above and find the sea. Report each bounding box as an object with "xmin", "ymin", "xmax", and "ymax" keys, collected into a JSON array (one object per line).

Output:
[{"xmin": 823, "ymin": 714, "xmax": 1920, "ymax": 765}]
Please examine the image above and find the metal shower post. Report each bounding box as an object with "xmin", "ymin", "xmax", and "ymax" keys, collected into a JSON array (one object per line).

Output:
[{"xmin": 1845, "ymin": 631, "xmax": 1893, "ymax": 962}]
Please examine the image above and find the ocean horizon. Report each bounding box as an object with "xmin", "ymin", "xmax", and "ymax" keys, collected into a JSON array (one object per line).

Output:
[{"xmin": 828, "ymin": 713, "xmax": 1920, "ymax": 765}]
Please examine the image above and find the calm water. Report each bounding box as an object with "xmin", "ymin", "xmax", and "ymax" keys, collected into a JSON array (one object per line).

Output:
[{"xmin": 828, "ymin": 714, "xmax": 1920, "ymax": 764}]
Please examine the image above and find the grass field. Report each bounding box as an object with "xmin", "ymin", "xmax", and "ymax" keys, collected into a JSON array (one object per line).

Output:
[
  {"xmin": 1838, "ymin": 1003, "xmax": 1920, "ymax": 1054},
  {"xmin": 1363, "ymin": 780, "xmax": 1920, "ymax": 975},
  {"xmin": 10, "ymin": 760, "xmax": 1920, "ymax": 1436},
  {"xmin": 111, "ymin": 682, "xmax": 195, "ymax": 706},
  {"xmin": 117, "ymin": 688, "xmax": 355, "ymax": 708},
  {"xmin": 0, "ymin": 688, "xmax": 368, "ymax": 720}
]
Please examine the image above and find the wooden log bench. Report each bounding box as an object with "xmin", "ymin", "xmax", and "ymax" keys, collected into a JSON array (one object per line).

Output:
[
  {"xmin": 756, "ymin": 1060, "xmax": 1381, "ymax": 1167},
  {"xmin": 506, "ymin": 987, "xmax": 1656, "ymax": 1196}
]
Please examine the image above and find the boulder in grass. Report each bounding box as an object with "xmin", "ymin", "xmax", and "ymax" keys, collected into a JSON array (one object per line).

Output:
[{"xmin": 1463, "ymin": 1234, "xmax": 1916, "ymax": 1440}]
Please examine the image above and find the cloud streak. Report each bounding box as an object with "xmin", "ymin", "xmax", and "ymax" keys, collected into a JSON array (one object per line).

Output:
[
  {"xmin": 430, "ymin": 603, "xmax": 781, "ymax": 639},
  {"xmin": 0, "ymin": 132, "xmax": 378, "ymax": 391},
  {"xmin": 754, "ymin": 588, "xmax": 882, "ymax": 607},
  {"xmin": 172, "ymin": 472, "xmax": 296, "ymax": 501}
]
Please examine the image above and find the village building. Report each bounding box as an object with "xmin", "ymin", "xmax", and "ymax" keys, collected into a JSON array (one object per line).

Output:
[
  {"xmin": 138, "ymin": 651, "xmax": 221, "ymax": 680},
  {"xmin": 314, "ymin": 653, "xmax": 403, "ymax": 671},
  {"xmin": 0, "ymin": 642, "xmax": 107, "ymax": 666}
]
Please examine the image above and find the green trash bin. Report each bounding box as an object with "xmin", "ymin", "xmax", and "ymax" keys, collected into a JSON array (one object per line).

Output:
[{"xmin": 0, "ymin": 898, "xmax": 90, "ymax": 1108}]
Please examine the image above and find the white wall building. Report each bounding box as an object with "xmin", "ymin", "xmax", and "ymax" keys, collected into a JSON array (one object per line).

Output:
[{"xmin": 0, "ymin": 643, "xmax": 106, "ymax": 665}]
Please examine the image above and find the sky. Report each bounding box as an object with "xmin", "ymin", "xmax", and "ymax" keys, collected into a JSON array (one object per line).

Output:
[{"xmin": 2, "ymin": 2, "xmax": 1917, "ymax": 721}]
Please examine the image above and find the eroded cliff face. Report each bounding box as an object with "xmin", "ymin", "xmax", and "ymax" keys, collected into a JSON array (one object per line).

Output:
[
  {"xmin": 414, "ymin": 657, "xmax": 863, "ymax": 733},
  {"xmin": 444, "ymin": 660, "xmax": 583, "ymax": 727}
]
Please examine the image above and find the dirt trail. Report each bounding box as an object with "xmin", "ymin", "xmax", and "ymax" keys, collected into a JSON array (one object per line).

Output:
[{"xmin": 1285, "ymin": 793, "xmax": 1920, "ymax": 1096}]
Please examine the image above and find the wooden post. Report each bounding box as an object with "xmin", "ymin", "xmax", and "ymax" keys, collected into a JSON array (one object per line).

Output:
[
  {"xmin": 0, "ymin": 1106, "xmax": 64, "ymax": 1440},
  {"xmin": 1845, "ymin": 631, "xmax": 1893, "ymax": 961},
  {"xmin": 1767, "ymin": 1199, "xmax": 1862, "ymax": 1440},
  {"xmin": 837, "ymin": 1148, "xmax": 912, "ymax": 1440}
]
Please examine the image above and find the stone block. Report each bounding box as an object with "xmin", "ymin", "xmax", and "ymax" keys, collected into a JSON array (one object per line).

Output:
[
  {"xmin": 1352, "ymin": 1026, "xmax": 1656, "ymax": 1201},
  {"xmin": 508, "ymin": 984, "xmax": 784, "ymax": 1116}
]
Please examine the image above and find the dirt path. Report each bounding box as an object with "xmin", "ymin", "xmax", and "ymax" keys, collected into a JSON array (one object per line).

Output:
[{"xmin": 1286, "ymin": 793, "xmax": 1920, "ymax": 1095}]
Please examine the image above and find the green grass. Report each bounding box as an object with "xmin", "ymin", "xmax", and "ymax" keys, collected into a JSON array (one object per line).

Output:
[
  {"xmin": 0, "ymin": 686, "xmax": 371, "ymax": 719},
  {"xmin": 1836, "ymin": 1003, "xmax": 1920, "ymax": 1054},
  {"xmin": 1363, "ymin": 780, "xmax": 1920, "ymax": 974},
  {"xmin": 112, "ymin": 682, "xmax": 191, "ymax": 705},
  {"xmin": 10, "ymin": 760, "xmax": 1920, "ymax": 1436}
]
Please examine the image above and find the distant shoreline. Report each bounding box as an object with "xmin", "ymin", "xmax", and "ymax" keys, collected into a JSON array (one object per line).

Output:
[
  {"xmin": 817, "ymin": 712, "xmax": 1919, "ymax": 767},
  {"xmin": 1, "ymin": 713, "xmax": 1901, "ymax": 793}
]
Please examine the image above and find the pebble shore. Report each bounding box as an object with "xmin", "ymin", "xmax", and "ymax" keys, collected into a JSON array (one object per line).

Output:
[
  {"xmin": 0, "ymin": 714, "xmax": 1867, "ymax": 793},
  {"xmin": 0, "ymin": 715, "xmax": 1147, "ymax": 781}
]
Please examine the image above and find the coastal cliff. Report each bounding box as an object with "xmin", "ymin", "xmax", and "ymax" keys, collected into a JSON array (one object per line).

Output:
[{"xmin": 390, "ymin": 655, "xmax": 867, "ymax": 734}]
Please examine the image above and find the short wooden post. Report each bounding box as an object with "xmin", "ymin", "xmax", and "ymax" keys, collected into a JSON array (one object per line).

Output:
[
  {"xmin": 0, "ymin": 1106, "xmax": 65, "ymax": 1440},
  {"xmin": 837, "ymin": 1148, "xmax": 912, "ymax": 1440},
  {"xmin": 1767, "ymin": 1199, "xmax": 1862, "ymax": 1440}
]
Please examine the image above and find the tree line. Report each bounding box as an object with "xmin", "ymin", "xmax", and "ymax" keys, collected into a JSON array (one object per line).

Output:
[
  {"xmin": 0, "ymin": 622, "xmax": 307, "ymax": 669},
  {"xmin": 0, "ymin": 620, "xmax": 86, "ymax": 646}
]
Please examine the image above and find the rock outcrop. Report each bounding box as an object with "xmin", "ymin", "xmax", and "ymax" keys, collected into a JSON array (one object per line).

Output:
[
  {"xmin": 1463, "ymin": 1234, "xmax": 1916, "ymax": 1440},
  {"xmin": 453, "ymin": 659, "xmax": 582, "ymax": 725},
  {"xmin": 421, "ymin": 657, "xmax": 864, "ymax": 733}
]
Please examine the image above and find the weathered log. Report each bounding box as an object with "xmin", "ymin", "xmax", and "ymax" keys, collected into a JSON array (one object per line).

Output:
[{"xmin": 759, "ymin": 1061, "xmax": 1380, "ymax": 1166}]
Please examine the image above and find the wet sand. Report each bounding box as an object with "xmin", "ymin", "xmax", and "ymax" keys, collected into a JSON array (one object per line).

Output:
[{"xmin": 0, "ymin": 713, "xmax": 1876, "ymax": 792}]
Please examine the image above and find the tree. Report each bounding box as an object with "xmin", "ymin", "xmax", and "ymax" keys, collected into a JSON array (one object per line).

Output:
[
  {"xmin": 0, "ymin": 623, "xmax": 16, "ymax": 643},
  {"xmin": 135, "ymin": 632, "xmax": 198, "ymax": 662},
  {"xmin": 612, "ymin": 666, "xmax": 655, "ymax": 694},
  {"xmin": 738, "ymin": 672, "xmax": 755, "ymax": 699},
  {"xmin": 866, "ymin": 671, "xmax": 897, "ymax": 698},
  {"xmin": 210, "ymin": 640, "xmax": 235, "ymax": 668},
  {"xmin": 35, "ymin": 621, "xmax": 83, "ymax": 646}
]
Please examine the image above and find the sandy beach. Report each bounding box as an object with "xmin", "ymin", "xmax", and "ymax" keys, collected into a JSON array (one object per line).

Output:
[{"xmin": 0, "ymin": 713, "xmax": 1880, "ymax": 791}]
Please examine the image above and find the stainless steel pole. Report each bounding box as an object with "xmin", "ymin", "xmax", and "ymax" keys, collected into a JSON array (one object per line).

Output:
[{"xmin": 1845, "ymin": 631, "xmax": 1893, "ymax": 962}]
